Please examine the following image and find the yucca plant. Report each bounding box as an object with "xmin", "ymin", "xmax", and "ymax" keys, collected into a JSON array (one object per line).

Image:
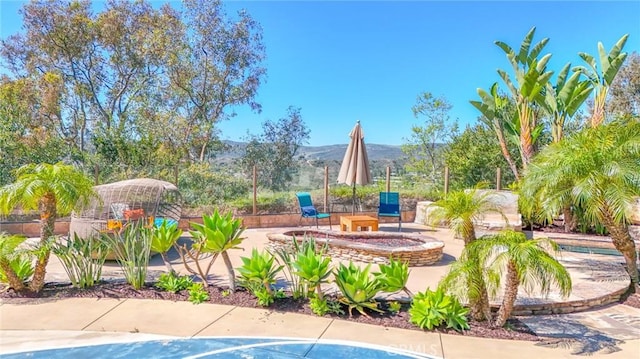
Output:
[
  {"xmin": 291, "ymin": 239, "xmax": 332, "ymax": 299},
  {"xmin": 52, "ymin": 234, "xmax": 108, "ymax": 288},
  {"xmin": 409, "ymin": 288, "xmax": 469, "ymax": 331},
  {"xmin": 238, "ymin": 248, "xmax": 283, "ymax": 298},
  {"xmin": 0, "ymin": 233, "xmax": 34, "ymax": 288},
  {"xmin": 334, "ymin": 262, "xmax": 384, "ymax": 316},
  {"xmin": 271, "ymin": 237, "xmax": 305, "ymax": 299},
  {"xmin": 374, "ymin": 258, "xmax": 412, "ymax": 297},
  {"xmin": 151, "ymin": 219, "xmax": 183, "ymax": 274},
  {"xmin": 180, "ymin": 209, "xmax": 245, "ymax": 290},
  {"xmin": 101, "ymin": 220, "xmax": 152, "ymax": 290}
]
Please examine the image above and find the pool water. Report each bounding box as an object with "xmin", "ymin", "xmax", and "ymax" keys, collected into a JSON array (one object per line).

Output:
[
  {"xmin": 0, "ymin": 337, "xmax": 436, "ymax": 359},
  {"xmin": 559, "ymin": 244, "xmax": 622, "ymax": 256}
]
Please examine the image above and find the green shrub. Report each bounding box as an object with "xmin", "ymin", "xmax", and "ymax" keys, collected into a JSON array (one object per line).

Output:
[
  {"xmin": 151, "ymin": 220, "xmax": 183, "ymax": 274},
  {"xmin": 101, "ymin": 220, "xmax": 152, "ymax": 290},
  {"xmin": 0, "ymin": 233, "xmax": 34, "ymax": 287},
  {"xmin": 409, "ymin": 288, "xmax": 469, "ymax": 332},
  {"xmin": 179, "ymin": 163, "xmax": 251, "ymax": 207},
  {"xmin": 156, "ymin": 272, "xmax": 193, "ymax": 293},
  {"xmin": 188, "ymin": 282, "xmax": 210, "ymax": 304},
  {"xmin": 291, "ymin": 238, "xmax": 332, "ymax": 299},
  {"xmin": 309, "ymin": 295, "xmax": 344, "ymax": 316},
  {"xmin": 388, "ymin": 301, "xmax": 402, "ymax": 314},
  {"xmin": 374, "ymin": 258, "xmax": 412, "ymax": 296},
  {"xmin": 52, "ymin": 234, "xmax": 108, "ymax": 288},
  {"xmin": 334, "ymin": 262, "xmax": 384, "ymax": 316},
  {"xmin": 238, "ymin": 248, "xmax": 283, "ymax": 304}
]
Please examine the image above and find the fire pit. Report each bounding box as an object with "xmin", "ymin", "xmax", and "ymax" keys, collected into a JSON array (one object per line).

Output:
[{"xmin": 267, "ymin": 230, "xmax": 444, "ymax": 266}]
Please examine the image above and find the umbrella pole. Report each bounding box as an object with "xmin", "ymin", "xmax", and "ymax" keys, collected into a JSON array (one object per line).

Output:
[{"xmin": 352, "ymin": 184, "xmax": 356, "ymax": 215}]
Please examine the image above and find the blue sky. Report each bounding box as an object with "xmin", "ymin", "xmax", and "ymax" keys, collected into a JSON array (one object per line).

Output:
[{"xmin": 2, "ymin": 1, "xmax": 640, "ymax": 146}]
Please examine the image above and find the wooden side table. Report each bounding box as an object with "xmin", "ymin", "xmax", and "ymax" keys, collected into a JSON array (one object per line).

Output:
[{"xmin": 340, "ymin": 215, "xmax": 379, "ymax": 232}]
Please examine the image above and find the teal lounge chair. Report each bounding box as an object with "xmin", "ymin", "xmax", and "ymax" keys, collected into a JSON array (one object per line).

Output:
[
  {"xmin": 378, "ymin": 192, "xmax": 401, "ymax": 231},
  {"xmin": 296, "ymin": 192, "xmax": 332, "ymax": 229}
]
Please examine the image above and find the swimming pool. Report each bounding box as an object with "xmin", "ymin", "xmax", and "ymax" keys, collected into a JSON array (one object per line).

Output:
[
  {"xmin": 0, "ymin": 337, "xmax": 437, "ymax": 359},
  {"xmin": 559, "ymin": 244, "xmax": 622, "ymax": 256}
]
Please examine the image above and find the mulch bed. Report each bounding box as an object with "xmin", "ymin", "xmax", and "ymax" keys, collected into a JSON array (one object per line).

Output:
[
  {"xmin": 4, "ymin": 278, "xmax": 639, "ymax": 342},
  {"xmin": 1, "ymin": 281, "xmax": 540, "ymax": 342}
]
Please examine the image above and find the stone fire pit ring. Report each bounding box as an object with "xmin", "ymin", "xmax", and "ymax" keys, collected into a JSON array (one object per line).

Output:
[{"xmin": 267, "ymin": 229, "xmax": 444, "ymax": 266}]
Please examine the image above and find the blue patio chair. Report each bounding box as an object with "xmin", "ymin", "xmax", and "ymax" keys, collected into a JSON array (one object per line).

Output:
[
  {"xmin": 296, "ymin": 192, "xmax": 332, "ymax": 229},
  {"xmin": 378, "ymin": 192, "xmax": 401, "ymax": 231}
]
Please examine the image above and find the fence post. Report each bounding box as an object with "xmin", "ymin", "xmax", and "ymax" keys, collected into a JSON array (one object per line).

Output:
[
  {"xmin": 444, "ymin": 166, "xmax": 449, "ymax": 195},
  {"xmin": 386, "ymin": 166, "xmax": 391, "ymax": 192},
  {"xmin": 174, "ymin": 165, "xmax": 179, "ymax": 186},
  {"xmin": 94, "ymin": 164, "xmax": 99, "ymax": 185},
  {"xmin": 496, "ymin": 167, "xmax": 502, "ymax": 191},
  {"xmin": 253, "ymin": 165, "xmax": 257, "ymax": 215},
  {"xmin": 324, "ymin": 166, "xmax": 329, "ymax": 213}
]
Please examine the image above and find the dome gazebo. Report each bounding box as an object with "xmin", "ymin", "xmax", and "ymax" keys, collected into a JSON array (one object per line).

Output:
[{"xmin": 70, "ymin": 178, "xmax": 182, "ymax": 238}]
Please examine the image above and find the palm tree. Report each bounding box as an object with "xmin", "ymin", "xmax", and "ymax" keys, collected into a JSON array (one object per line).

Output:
[
  {"xmin": 426, "ymin": 187, "xmax": 507, "ymax": 321},
  {"xmin": 521, "ymin": 120, "xmax": 640, "ymax": 291},
  {"xmin": 474, "ymin": 230, "xmax": 571, "ymax": 327},
  {"xmin": 494, "ymin": 26, "xmax": 554, "ymax": 167},
  {"xmin": 426, "ymin": 187, "xmax": 506, "ymax": 245},
  {"xmin": 471, "ymin": 83, "xmax": 521, "ymax": 180},
  {"xmin": 574, "ymin": 34, "xmax": 629, "ymax": 127},
  {"xmin": 0, "ymin": 162, "xmax": 95, "ymax": 293}
]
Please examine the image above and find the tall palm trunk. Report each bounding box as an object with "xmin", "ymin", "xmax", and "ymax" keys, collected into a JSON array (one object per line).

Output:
[
  {"xmin": 30, "ymin": 192, "xmax": 57, "ymax": 292},
  {"xmin": 495, "ymin": 129, "xmax": 520, "ymax": 180},
  {"xmin": 494, "ymin": 261, "xmax": 519, "ymax": 327},
  {"xmin": 590, "ymin": 89, "xmax": 608, "ymax": 127},
  {"xmin": 518, "ymin": 102, "xmax": 535, "ymax": 168}
]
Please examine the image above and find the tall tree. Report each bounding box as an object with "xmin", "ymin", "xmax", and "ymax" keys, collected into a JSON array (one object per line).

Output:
[
  {"xmin": 521, "ymin": 120, "xmax": 640, "ymax": 291},
  {"xmin": 241, "ymin": 106, "xmax": 310, "ymax": 191},
  {"xmin": 166, "ymin": 0, "xmax": 266, "ymax": 162},
  {"xmin": 574, "ymin": 34, "xmax": 629, "ymax": 127},
  {"xmin": 471, "ymin": 83, "xmax": 521, "ymax": 180},
  {"xmin": 444, "ymin": 123, "xmax": 517, "ymax": 190},
  {"xmin": 608, "ymin": 52, "xmax": 640, "ymax": 120},
  {"xmin": 0, "ymin": 163, "xmax": 95, "ymax": 293},
  {"xmin": 401, "ymin": 92, "xmax": 458, "ymax": 185},
  {"xmin": 494, "ymin": 27, "xmax": 554, "ymax": 167},
  {"xmin": 542, "ymin": 63, "xmax": 593, "ymax": 143}
]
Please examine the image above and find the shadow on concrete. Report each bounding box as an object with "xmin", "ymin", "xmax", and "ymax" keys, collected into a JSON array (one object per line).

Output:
[{"xmin": 523, "ymin": 316, "xmax": 624, "ymax": 355}]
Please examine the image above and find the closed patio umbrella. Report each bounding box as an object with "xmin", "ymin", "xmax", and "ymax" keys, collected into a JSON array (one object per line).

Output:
[{"xmin": 337, "ymin": 120, "xmax": 372, "ymax": 214}]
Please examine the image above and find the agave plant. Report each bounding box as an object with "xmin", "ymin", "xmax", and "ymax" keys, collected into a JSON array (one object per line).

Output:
[
  {"xmin": 151, "ymin": 219, "xmax": 183, "ymax": 274},
  {"xmin": 238, "ymin": 248, "xmax": 283, "ymax": 297},
  {"xmin": 409, "ymin": 288, "xmax": 469, "ymax": 331},
  {"xmin": 334, "ymin": 262, "xmax": 384, "ymax": 316},
  {"xmin": 181, "ymin": 209, "xmax": 245, "ymax": 290},
  {"xmin": 291, "ymin": 239, "xmax": 332, "ymax": 299},
  {"xmin": 373, "ymin": 258, "xmax": 412, "ymax": 297}
]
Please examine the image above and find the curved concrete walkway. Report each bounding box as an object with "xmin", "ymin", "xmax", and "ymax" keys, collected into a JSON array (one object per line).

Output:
[{"xmin": 1, "ymin": 223, "xmax": 639, "ymax": 357}]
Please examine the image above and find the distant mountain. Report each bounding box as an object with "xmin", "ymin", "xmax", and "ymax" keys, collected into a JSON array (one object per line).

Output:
[{"xmin": 218, "ymin": 141, "xmax": 406, "ymax": 162}]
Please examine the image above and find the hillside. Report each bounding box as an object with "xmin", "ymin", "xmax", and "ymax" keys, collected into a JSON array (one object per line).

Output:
[{"xmin": 219, "ymin": 141, "xmax": 406, "ymax": 162}]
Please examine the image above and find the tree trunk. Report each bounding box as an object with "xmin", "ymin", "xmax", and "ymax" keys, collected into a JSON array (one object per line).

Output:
[
  {"xmin": 160, "ymin": 252, "xmax": 175, "ymax": 274},
  {"xmin": 590, "ymin": 89, "xmax": 607, "ymax": 128},
  {"xmin": 0, "ymin": 258, "xmax": 26, "ymax": 292},
  {"xmin": 562, "ymin": 206, "xmax": 577, "ymax": 232},
  {"xmin": 29, "ymin": 193, "xmax": 57, "ymax": 293},
  {"xmin": 494, "ymin": 261, "xmax": 519, "ymax": 327},
  {"xmin": 468, "ymin": 253, "xmax": 491, "ymax": 322},
  {"xmin": 462, "ymin": 220, "xmax": 477, "ymax": 246},
  {"xmin": 518, "ymin": 103, "xmax": 535, "ymax": 168},
  {"xmin": 602, "ymin": 213, "xmax": 639, "ymax": 291},
  {"xmin": 221, "ymin": 251, "xmax": 236, "ymax": 292},
  {"xmin": 495, "ymin": 130, "xmax": 520, "ymax": 181}
]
